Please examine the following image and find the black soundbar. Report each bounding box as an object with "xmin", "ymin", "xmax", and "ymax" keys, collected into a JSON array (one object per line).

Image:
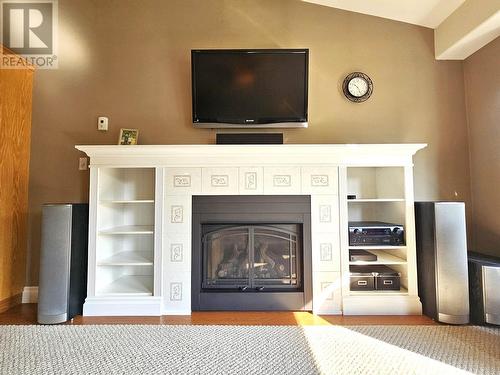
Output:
[{"xmin": 216, "ymin": 133, "xmax": 284, "ymax": 145}]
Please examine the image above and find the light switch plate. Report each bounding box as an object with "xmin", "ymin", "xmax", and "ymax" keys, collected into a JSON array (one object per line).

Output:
[{"xmin": 79, "ymin": 157, "xmax": 88, "ymax": 170}]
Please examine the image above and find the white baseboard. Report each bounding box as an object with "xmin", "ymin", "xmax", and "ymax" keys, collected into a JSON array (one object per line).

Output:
[
  {"xmin": 83, "ymin": 297, "xmax": 162, "ymax": 316},
  {"xmin": 162, "ymin": 310, "xmax": 192, "ymax": 316},
  {"xmin": 342, "ymin": 295, "xmax": 422, "ymax": 315},
  {"xmin": 22, "ymin": 287, "xmax": 38, "ymax": 303}
]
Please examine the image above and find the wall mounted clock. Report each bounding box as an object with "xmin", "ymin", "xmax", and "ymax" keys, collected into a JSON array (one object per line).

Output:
[{"xmin": 342, "ymin": 72, "xmax": 373, "ymax": 103}]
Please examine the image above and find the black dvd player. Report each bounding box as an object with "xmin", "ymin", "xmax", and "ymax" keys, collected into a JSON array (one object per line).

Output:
[
  {"xmin": 349, "ymin": 221, "xmax": 404, "ymax": 246},
  {"xmin": 349, "ymin": 249, "xmax": 378, "ymax": 262}
]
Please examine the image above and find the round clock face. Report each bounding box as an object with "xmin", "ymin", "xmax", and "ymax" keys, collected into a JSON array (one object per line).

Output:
[
  {"xmin": 342, "ymin": 72, "xmax": 373, "ymax": 103},
  {"xmin": 348, "ymin": 77, "xmax": 369, "ymax": 97}
]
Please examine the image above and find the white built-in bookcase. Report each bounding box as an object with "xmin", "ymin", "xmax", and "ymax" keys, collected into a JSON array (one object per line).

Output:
[
  {"xmin": 95, "ymin": 168, "xmax": 156, "ymax": 296},
  {"xmin": 339, "ymin": 166, "xmax": 419, "ymax": 314}
]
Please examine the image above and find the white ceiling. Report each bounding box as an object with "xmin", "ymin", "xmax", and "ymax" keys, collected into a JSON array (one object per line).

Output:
[{"xmin": 302, "ymin": 0, "xmax": 467, "ymax": 28}]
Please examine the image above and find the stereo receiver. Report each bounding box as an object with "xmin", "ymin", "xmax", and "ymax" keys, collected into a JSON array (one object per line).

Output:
[{"xmin": 349, "ymin": 221, "xmax": 404, "ymax": 246}]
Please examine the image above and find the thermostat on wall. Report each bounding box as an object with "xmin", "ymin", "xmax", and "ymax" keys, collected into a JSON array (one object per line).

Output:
[{"xmin": 97, "ymin": 117, "xmax": 109, "ymax": 131}]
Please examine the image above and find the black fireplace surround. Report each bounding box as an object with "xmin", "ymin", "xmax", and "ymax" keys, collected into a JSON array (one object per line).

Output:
[{"xmin": 192, "ymin": 195, "xmax": 312, "ymax": 311}]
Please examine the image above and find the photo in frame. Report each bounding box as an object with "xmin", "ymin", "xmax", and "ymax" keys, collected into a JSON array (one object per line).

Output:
[{"xmin": 118, "ymin": 128, "xmax": 139, "ymax": 145}]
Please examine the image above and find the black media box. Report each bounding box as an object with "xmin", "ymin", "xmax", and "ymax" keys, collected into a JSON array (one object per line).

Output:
[
  {"xmin": 373, "ymin": 265, "xmax": 401, "ymax": 291},
  {"xmin": 350, "ymin": 265, "xmax": 401, "ymax": 291},
  {"xmin": 350, "ymin": 266, "xmax": 376, "ymax": 291}
]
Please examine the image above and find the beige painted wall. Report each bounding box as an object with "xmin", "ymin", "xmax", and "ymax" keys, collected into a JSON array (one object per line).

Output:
[
  {"xmin": 27, "ymin": 0, "xmax": 471, "ymax": 285},
  {"xmin": 464, "ymin": 37, "xmax": 500, "ymax": 257}
]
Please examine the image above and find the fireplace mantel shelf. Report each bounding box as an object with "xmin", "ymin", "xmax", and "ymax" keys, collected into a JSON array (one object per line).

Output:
[
  {"xmin": 76, "ymin": 144, "xmax": 427, "ymax": 167},
  {"xmin": 77, "ymin": 143, "xmax": 427, "ymax": 317}
]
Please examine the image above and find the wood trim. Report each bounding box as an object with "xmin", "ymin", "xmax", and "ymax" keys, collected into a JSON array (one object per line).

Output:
[
  {"xmin": 0, "ymin": 47, "xmax": 34, "ymax": 303},
  {"xmin": 0, "ymin": 44, "xmax": 35, "ymax": 71},
  {"xmin": 0, "ymin": 294, "xmax": 22, "ymax": 314}
]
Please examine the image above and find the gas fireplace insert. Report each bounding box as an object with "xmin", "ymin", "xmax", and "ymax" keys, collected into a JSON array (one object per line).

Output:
[
  {"xmin": 202, "ymin": 224, "xmax": 302, "ymax": 292},
  {"xmin": 192, "ymin": 196, "xmax": 312, "ymax": 311}
]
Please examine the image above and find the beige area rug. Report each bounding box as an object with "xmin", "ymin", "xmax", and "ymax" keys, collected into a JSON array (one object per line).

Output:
[{"xmin": 0, "ymin": 325, "xmax": 498, "ymax": 374}]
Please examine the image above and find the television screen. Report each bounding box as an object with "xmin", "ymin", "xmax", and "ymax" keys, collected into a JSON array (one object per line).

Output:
[{"xmin": 192, "ymin": 49, "xmax": 308, "ymax": 128}]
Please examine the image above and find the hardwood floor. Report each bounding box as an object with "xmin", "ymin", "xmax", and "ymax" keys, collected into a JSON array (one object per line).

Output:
[
  {"xmin": 0, "ymin": 304, "xmax": 436, "ymax": 326},
  {"xmin": 0, "ymin": 304, "xmax": 37, "ymax": 325},
  {"xmin": 0, "ymin": 294, "xmax": 22, "ymax": 314}
]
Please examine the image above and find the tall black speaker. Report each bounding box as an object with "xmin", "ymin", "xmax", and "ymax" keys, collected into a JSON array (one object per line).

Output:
[
  {"xmin": 415, "ymin": 202, "xmax": 469, "ymax": 324},
  {"xmin": 38, "ymin": 204, "xmax": 88, "ymax": 324}
]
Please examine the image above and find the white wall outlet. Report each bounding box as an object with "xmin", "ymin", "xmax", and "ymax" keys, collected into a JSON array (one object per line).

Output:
[
  {"xmin": 97, "ymin": 116, "xmax": 109, "ymax": 131},
  {"xmin": 79, "ymin": 157, "xmax": 88, "ymax": 170}
]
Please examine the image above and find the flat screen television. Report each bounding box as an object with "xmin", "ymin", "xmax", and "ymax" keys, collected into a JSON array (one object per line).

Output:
[{"xmin": 191, "ymin": 49, "xmax": 308, "ymax": 128}]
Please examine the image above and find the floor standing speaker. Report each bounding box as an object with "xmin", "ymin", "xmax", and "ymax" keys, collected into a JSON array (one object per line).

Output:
[
  {"xmin": 415, "ymin": 202, "xmax": 469, "ymax": 324},
  {"xmin": 468, "ymin": 252, "xmax": 500, "ymax": 325},
  {"xmin": 38, "ymin": 204, "xmax": 89, "ymax": 324}
]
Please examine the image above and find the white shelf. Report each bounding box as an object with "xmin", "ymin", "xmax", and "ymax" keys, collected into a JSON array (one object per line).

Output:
[
  {"xmin": 97, "ymin": 275, "xmax": 153, "ymax": 296},
  {"xmin": 100, "ymin": 200, "xmax": 154, "ymax": 204},
  {"xmin": 348, "ymin": 245, "xmax": 406, "ymax": 250},
  {"xmin": 349, "ymin": 287, "xmax": 408, "ymax": 296},
  {"xmin": 98, "ymin": 168, "xmax": 155, "ymax": 202},
  {"xmin": 99, "ymin": 225, "xmax": 154, "ymax": 235},
  {"xmin": 347, "ymin": 167, "xmax": 405, "ymax": 200},
  {"xmin": 348, "ymin": 198, "xmax": 405, "ymax": 202},
  {"xmin": 349, "ymin": 250, "xmax": 407, "ymax": 265},
  {"xmin": 97, "ymin": 251, "xmax": 153, "ymax": 266}
]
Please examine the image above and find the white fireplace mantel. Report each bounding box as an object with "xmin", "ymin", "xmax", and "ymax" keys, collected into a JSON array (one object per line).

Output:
[
  {"xmin": 76, "ymin": 144, "xmax": 426, "ymax": 167},
  {"xmin": 76, "ymin": 143, "xmax": 426, "ymax": 316}
]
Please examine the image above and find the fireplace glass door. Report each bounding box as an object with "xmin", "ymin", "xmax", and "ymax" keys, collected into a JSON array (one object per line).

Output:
[{"xmin": 202, "ymin": 224, "xmax": 301, "ymax": 291}]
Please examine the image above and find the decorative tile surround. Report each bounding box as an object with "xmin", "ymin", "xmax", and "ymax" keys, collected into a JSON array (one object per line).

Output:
[
  {"xmin": 211, "ymin": 175, "xmax": 229, "ymax": 187},
  {"xmin": 264, "ymin": 167, "xmax": 301, "ymax": 194},
  {"xmin": 170, "ymin": 206, "xmax": 184, "ymax": 223},
  {"xmin": 239, "ymin": 167, "xmax": 263, "ymax": 194},
  {"xmin": 311, "ymin": 175, "xmax": 329, "ymax": 187},
  {"xmin": 173, "ymin": 175, "xmax": 191, "ymax": 188},
  {"xmin": 202, "ymin": 167, "xmax": 238, "ymax": 194},
  {"xmin": 163, "ymin": 166, "xmax": 341, "ymax": 315},
  {"xmin": 320, "ymin": 243, "xmax": 333, "ymax": 261},
  {"xmin": 319, "ymin": 205, "xmax": 332, "ymax": 223},
  {"xmin": 314, "ymin": 272, "xmax": 342, "ymax": 312},
  {"xmin": 165, "ymin": 168, "xmax": 201, "ymax": 195},
  {"xmin": 165, "ymin": 233, "xmax": 190, "ymax": 270},
  {"xmin": 170, "ymin": 282, "xmax": 182, "ymax": 301},
  {"xmin": 244, "ymin": 172, "xmax": 258, "ymax": 190},
  {"xmin": 164, "ymin": 191, "xmax": 192, "ymax": 314},
  {"xmin": 170, "ymin": 244, "xmax": 183, "ymax": 262},
  {"xmin": 321, "ymin": 282, "xmax": 334, "ymax": 300},
  {"xmin": 273, "ymin": 175, "xmax": 292, "ymax": 187}
]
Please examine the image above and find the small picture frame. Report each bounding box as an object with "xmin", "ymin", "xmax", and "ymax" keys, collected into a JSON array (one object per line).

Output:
[{"xmin": 118, "ymin": 128, "xmax": 139, "ymax": 145}]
